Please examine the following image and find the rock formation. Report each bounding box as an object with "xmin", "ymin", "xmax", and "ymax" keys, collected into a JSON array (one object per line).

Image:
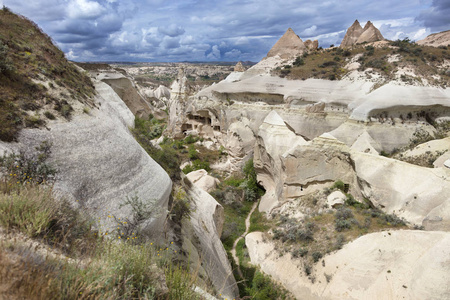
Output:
[
  {"xmin": 182, "ymin": 177, "xmax": 239, "ymax": 299},
  {"xmin": 246, "ymin": 230, "xmax": 450, "ymax": 299},
  {"xmin": 99, "ymin": 72, "xmax": 154, "ymax": 118},
  {"xmin": 417, "ymin": 30, "xmax": 450, "ymax": 47},
  {"xmin": 234, "ymin": 61, "xmax": 246, "ymax": 72},
  {"xmin": 304, "ymin": 39, "xmax": 319, "ymax": 51},
  {"xmin": 266, "ymin": 28, "xmax": 306, "ymax": 59},
  {"xmin": 186, "ymin": 169, "xmax": 220, "ymax": 193},
  {"xmin": 6, "ymin": 81, "xmax": 172, "ymax": 235},
  {"xmin": 340, "ymin": 20, "xmax": 384, "ymax": 48}
]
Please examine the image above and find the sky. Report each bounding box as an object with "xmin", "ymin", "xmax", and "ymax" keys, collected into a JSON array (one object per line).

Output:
[{"xmin": 3, "ymin": 0, "xmax": 449, "ymax": 62}]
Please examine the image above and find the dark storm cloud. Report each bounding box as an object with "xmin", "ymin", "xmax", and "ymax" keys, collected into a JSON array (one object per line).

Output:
[
  {"xmin": 417, "ymin": 0, "xmax": 450, "ymax": 32},
  {"xmin": 3, "ymin": 0, "xmax": 443, "ymax": 62}
]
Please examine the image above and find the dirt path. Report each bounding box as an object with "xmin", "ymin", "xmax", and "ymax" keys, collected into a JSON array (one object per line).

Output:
[{"xmin": 230, "ymin": 201, "xmax": 258, "ymax": 280}]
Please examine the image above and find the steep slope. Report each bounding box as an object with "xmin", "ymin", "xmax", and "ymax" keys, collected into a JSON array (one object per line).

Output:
[
  {"xmin": 0, "ymin": 9, "xmax": 172, "ymax": 235},
  {"xmin": 0, "ymin": 8, "xmax": 94, "ymax": 142}
]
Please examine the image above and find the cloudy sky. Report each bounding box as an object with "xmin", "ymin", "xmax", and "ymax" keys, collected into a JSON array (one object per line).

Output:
[{"xmin": 3, "ymin": 0, "xmax": 449, "ymax": 62}]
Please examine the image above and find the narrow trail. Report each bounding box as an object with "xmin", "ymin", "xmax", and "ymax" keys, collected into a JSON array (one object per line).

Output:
[{"xmin": 230, "ymin": 201, "xmax": 258, "ymax": 280}]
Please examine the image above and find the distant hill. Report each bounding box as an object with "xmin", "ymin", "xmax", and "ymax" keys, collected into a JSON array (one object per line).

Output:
[{"xmin": 0, "ymin": 7, "xmax": 94, "ymax": 141}]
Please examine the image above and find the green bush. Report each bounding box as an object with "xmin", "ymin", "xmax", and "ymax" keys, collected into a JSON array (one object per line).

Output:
[{"xmin": 312, "ymin": 251, "xmax": 323, "ymax": 263}]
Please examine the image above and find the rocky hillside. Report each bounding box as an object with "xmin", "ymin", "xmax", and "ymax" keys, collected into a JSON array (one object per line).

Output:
[
  {"xmin": 418, "ymin": 30, "xmax": 450, "ymax": 47},
  {"xmin": 164, "ymin": 23, "xmax": 450, "ymax": 299},
  {"xmin": 0, "ymin": 7, "xmax": 94, "ymax": 142}
]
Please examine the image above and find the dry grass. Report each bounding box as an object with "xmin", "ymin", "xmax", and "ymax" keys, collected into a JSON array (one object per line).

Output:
[
  {"xmin": 273, "ymin": 41, "xmax": 450, "ymax": 87},
  {"xmin": 0, "ymin": 7, "xmax": 95, "ymax": 141}
]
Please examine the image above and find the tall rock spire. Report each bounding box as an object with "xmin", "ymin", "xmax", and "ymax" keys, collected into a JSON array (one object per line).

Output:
[
  {"xmin": 340, "ymin": 20, "xmax": 364, "ymax": 48},
  {"xmin": 340, "ymin": 20, "xmax": 384, "ymax": 48},
  {"xmin": 266, "ymin": 28, "xmax": 306, "ymax": 59}
]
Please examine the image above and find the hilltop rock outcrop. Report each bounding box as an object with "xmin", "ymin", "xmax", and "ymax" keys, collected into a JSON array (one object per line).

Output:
[
  {"xmin": 266, "ymin": 28, "xmax": 306, "ymax": 59},
  {"xmin": 304, "ymin": 39, "xmax": 319, "ymax": 51},
  {"xmin": 417, "ymin": 30, "xmax": 450, "ymax": 47},
  {"xmin": 340, "ymin": 20, "xmax": 384, "ymax": 48}
]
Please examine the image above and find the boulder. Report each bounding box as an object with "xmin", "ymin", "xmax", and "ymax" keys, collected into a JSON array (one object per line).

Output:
[
  {"xmin": 154, "ymin": 85, "xmax": 171, "ymax": 100},
  {"xmin": 327, "ymin": 190, "xmax": 346, "ymax": 208},
  {"xmin": 186, "ymin": 169, "xmax": 220, "ymax": 193}
]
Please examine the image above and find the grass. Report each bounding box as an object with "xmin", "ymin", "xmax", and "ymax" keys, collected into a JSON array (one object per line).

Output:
[
  {"xmin": 272, "ymin": 40, "xmax": 450, "ymax": 87},
  {"xmin": 0, "ymin": 7, "xmax": 95, "ymax": 141},
  {"xmin": 0, "ymin": 144, "xmax": 201, "ymax": 299},
  {"xmin": 271, "ymin": 190, "xmax": 408, "ymax": 281}
]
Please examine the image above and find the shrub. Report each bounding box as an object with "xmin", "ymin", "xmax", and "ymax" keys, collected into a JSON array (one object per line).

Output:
[
  {"xmin": 293, "ymin": 56, "xmax": 305, "ymax": 66},
  {"xmin": 312, "ymin": 251, "xmax": 323, "ymax": 263},
  {"xmin": 0, "ymin": 141, "xmax": 56, "ymax": 184},
  {"xmin": 291, "ymin": 248, "xmax": 308, "ymax": 258}
]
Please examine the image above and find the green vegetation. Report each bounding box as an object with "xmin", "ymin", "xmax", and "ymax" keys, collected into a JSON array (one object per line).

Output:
[
  {"xmin": 0, "ymin": 8, "xmax": 95, "ymax": 142},
  {"xmin": 272, "ymin": 40, "xmax": 450, "ymax": 86},
  {"xmin": 0, "ymin": 146, "xmax": 200, "ymax": 299},
  {"xmin": 271, "ymin": 181, "xmax": 407, "ymax": 281}
]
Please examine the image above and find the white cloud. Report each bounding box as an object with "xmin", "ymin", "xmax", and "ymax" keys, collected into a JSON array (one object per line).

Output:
[
  {"xmin": 224, "ymin": 49, "xmax": 242, "ymax": 58},
  {"xmin": 67, "ymin": 0, "xmax": 105, "ymax": 19},
  {"xmin": 206, "ymin": 45, "xmax": 221, "ymax": 60},
  {"xmin": 301, "ymin": 25, "xmax": 318, "ymax": 37}
]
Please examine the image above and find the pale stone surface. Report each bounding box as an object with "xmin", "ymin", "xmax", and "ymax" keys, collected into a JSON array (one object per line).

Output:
[
  {"xmin": 417, "ymin": 30, "xmax": 450, "ymax": 47},
  {"xmin": 327, "ymin": 190, "xmax": 346, "ymax": 208},
  {"xmin": 254, "ymin": 111, "xmax": 308, "ymax": 212},
  {"xmin": 184, "ymin": 178, "xmax": 239, "ymax": 299},
  {"xmin": 445, "ymin": 159, "xmax": 450, "ymax": 168},
  {"xmin": 154, "ymin": 85, "xmax": 171, "ymax": 100},
  {"xmin": 350, "ymin": 130, "xmax": 382, "ymax": 154},
  {"xmin": 266, "ymin": 28, "xmax": 306, "ymax": 59},
  {"xmin": 102, "ymin": 75, "xmax": 154, "ymax": 118},
  {"xmin": 14, "ymin": 81, "xmax": 172, "ymax": 235},
  {"xmin": 304, "ymin": 39, "xmax": 319, "ymax": 51},
  {"xmin": 353, "ymin": 151, "xmax": 450, "ymax": 230},
  {"xmin": 186, "ymin": 169, "xmax": 220, "ymax": 193},
  {"xmin": 246, "ymin": 230, "xmax": 450, "ymax": 300}
]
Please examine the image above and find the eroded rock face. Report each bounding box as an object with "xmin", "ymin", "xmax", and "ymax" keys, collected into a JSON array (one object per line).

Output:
[
  {"xmin": 340, "ymin": 20, "xmax": 384, "ymax": 48},
  {"xmin": 246, "ymin": 230, "xmax": 450, "ymax": 300},
  {"xmin": 182, "ymin": 178, "xmax": 239, "ymax": 299},
  {"xmin": 254, "ymin": 110, "xmax": 309, "ymax": 212},
  {"xmin": 352, "ymin": 151, "xmax": 450, "ymax": 230},
  {"xmin": 266, "ymin": 28, "xmax": 306, "ymax": 59},
  {"xmin": 13, "ymin": 81, "xmax": 172, "ymax": 235},
  {"xmin": 340, "ymin": 20, "xmax": 364, "ymax": 48},
  {"xmin": 100, "ymin": 73, "xmax": 153, "ymax": 118}
]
